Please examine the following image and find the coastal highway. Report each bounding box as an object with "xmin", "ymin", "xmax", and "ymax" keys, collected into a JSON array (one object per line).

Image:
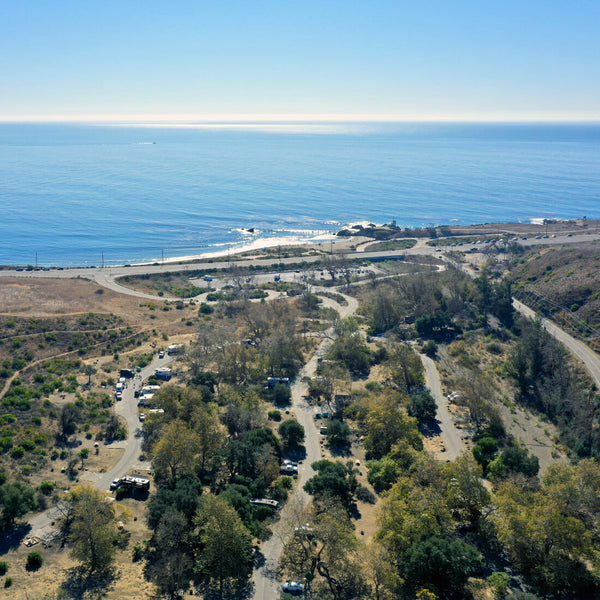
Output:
[{"xmin": 2, "ymin": 231, "xmax": 598, "ymax": 289}]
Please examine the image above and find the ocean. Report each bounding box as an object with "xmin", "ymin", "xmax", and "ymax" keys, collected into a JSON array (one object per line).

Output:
[{"xmin": 0, "ymin": 122, "xmax": 599, "ymax": 267}]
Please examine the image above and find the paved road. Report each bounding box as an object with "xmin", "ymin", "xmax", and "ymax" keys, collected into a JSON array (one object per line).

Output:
[
  {"xmin": 251, "ymin": 290, "xmax": 358, "ymax": 599},
  {"xmin": 27, "ymin": 353, "xmax": 175, "ymax": 538},
  {"xmin": 420, "ymin": 353, "xmax": 464, "ymax": 461},
  {"xmin": 513, "ymin": 299, "xmax": 600, "ymax": 389},
  {"xmin": 3, "ymin": 231, "xmax": 598, "ymax": 292}
]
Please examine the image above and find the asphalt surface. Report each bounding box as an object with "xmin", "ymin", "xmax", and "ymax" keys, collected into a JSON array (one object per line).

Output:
[
  {"xmin": 420, "ymin": 353, "xmax": 465, "ymax": 461},
  {"xmin": 27, "ymin": 353, "xmax": 175, "ymax": 538},
  {"xmin": 513, "ymin": 299, "xmax": 600, "ymax": 389},
  {"xmin": 251, "ymin": 290, "xmax": 358, "ymax": 599}
]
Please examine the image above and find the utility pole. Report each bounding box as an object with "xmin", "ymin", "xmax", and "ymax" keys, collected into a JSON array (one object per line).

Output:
[
  {"xmin": 101, "ymin": 250, "xmax": 104, "ymax": 268},
  {"xmin": 35, "ymin": 251, "xmax": 37, "ymax": 268},
  {"xmin": 161, "ymin": 248, "xmax": 164, "ymax": 265}
]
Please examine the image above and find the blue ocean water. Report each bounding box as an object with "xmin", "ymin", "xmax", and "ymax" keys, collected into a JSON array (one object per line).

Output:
[{"xmin": 0, "ymin": 122, "xmax": 599, "ymax": 267}]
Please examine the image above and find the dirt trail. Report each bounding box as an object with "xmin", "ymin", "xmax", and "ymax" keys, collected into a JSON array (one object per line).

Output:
[{"xmin": 420, "ymin": 353, "xmax": 465, "ymax": 461}]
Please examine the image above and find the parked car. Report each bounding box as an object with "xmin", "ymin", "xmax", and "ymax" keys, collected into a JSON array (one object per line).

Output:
[{"xmin": 282, "ymin": 581, "xmax": 304, "ymax": 594}]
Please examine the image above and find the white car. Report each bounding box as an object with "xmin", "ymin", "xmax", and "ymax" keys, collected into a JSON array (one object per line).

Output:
[{"xmin": 282, "ymin": 581, "xmax": 304, "ymax": 594}]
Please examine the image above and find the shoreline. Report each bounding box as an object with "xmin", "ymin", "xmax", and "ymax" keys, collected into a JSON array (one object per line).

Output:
[{"xmin": 0, "ymin": 218, "xmax": 597, "ymax": 271}]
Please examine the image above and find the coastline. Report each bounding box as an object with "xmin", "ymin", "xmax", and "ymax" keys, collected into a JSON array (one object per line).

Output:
[{"xmin": 1, "ymin": 218, "xmax": 598, "ymax": 271}]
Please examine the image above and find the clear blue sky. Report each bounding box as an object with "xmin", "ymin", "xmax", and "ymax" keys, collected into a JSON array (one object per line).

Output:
[{"xmin": 1, "ymin": 0, "xmax": 598, "ymax": 121}]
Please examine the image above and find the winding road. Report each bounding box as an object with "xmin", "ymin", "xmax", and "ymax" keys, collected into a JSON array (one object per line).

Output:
[
  {"xmin": 27, "ymin": 353, "xmax": 175, "ymax": 538},
  {"xmin": 251, "ymin": 290, "xmax": 358, "ymax": 599}
]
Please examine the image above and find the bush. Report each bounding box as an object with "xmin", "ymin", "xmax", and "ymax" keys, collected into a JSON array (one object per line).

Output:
[
  {"xmin": 4, "ymin": 576, "xmax": 12, "ymax": 588},
  {"xmin": 268, "ymin": 410, "xmax": 282, "ymax": 421},
  {"xmin": 422, "ymin": 340, "xmax": 438, "ymax": 356},
  {"xmin": 38, "ymin": 481, "xmax": 55, "ymax": 496},
  {"xmin": 354, "ymin": 484, "xmax": 376, "ymax": 504},
  {"xmin": 26, "ymin": 551, "xmax": 43, "ymax": 571},
  {"xmin": 408, "ymin": 392, "xmax": 437, "ymax": 425},
  {"xmin": 132, "ymin": 545, "xmax": 145, "ymax": 562},
  {"xmin": 0, "ymin": 561, "xmax": 8, "ymax": 575}
]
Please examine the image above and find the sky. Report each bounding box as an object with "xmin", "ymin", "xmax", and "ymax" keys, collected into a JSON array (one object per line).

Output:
[{"xmin": 1, "ymin": 0, "xmax": 599, "ymax": 122}]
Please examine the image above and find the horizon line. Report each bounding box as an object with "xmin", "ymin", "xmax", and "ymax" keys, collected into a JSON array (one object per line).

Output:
[{"xmin": 0, "ymin": 112, "xmax": 599, "ymax": 124}]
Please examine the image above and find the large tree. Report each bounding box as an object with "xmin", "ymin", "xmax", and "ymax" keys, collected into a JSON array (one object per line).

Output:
[
  {"xmin": 68, "ymin": 486, "xmax": 118, "ymax": 574},
  {"xmin": 194, "ymin": 494, "xmax": 254, "ymax": 597},
  {"xmin": 0, "ymin": 480, "xmax": 37, "ymax": 531},
  {"xmin": 151, "ymin": 420, "xmax": 200, "ymax": 484}
]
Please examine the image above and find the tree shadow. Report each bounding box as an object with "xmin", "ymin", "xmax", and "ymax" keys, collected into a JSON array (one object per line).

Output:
[
  {"xmin": 286, "ymin": 446, "xmax": 307, "ymax": 463},
  {"xmin": 60, "ymin": 565, "xmax": 118, "ymax": 600},
  {"xmin": 196, "ymin": 578, "xmax": 253, "ymax": 600},
  {"xmin": 0, "ymin": 522, "xmax": 31, "ymax": 553},
  {"xmin": 419, "ymin": 419, "xmax": 442, "ymax": 438},
  {"xmin": 328, "ymin": 444, "xmax": 353, "ymax": 458}
]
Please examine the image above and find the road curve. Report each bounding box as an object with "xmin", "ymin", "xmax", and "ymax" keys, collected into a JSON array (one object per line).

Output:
[
  {"xmin": 27, "ymin": 353, "xmax": 175, "ymax": 537},
  {"xmin": 251, "ymin": 291, "xmax": 356, "ymax": 599},
  {"xmin": 513, "ymin": 299, "xmax": 600, "ymax": 389}
]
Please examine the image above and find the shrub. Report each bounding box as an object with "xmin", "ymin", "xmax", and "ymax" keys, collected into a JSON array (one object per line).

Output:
[
  {"xmin": 268, "ymin": 410, "xmax": 282, "ymax": 421},
  {"xmin": 26, "ymin": 551, "xmax": 43, "ymax": 571},
  {"xmin": 354, "ymin": 484, "xmax": 376, "ymax": 504},
  {"xmin": 4, "ymin": 576, "xmax": 13, "ymax": 588},
  {"xmin": 0, "ymin": 561, "xmax": 8, "ymax": 575},
  {"xmin": 132, "ymin": 545, "xmax": 145, "ymax": 562},
  {"xmin": 38, "ymin": 481, "xmax": 55, "ymax": 495},
  {"xmin": 11, "ymin": 446, "xmax": 25, "ymax": 459}
]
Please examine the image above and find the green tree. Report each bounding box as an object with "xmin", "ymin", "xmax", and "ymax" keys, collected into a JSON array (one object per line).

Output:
[
  {"xmin": 81, "ymin": 364, "xmax": 96, "ymax": 387},
  {"xmin": 26, "ymin": 551, "xmax": 44, "ymax": 571},
  {"xmin": 364, "ymin": 392, "xmax": 422, "ymax": 459},
  {"xmin": 326, "ymin": 419, "xmax": 351, "ymax": 447},
  {"xmin": 408, "ymin": 392, "xmax": 437, "ymax": 425},
  {"xmin": 493, "ymin": 477, "xmax": 596, "ymax": 594},
  {"xmin": 444, "ymin": 455, "xmax": 491, "ymax": 529},
  {"xmin": 145, "ymin": 509, "xmax": 196, "ymax": 599},
  {"xmin": 195, "ymin": 494, "xmax": 254, "ymax": 597},
  {"xmin": 472, "ymin": 436, "xmax": 498, "ymax": 472},
  {"xmin": 278, "ymin": 419, "xmax": 305, "ymax": 450},
  {"xmin": 68, "ymin": 486, "xmax": 118, "ymax": 574},
  {"xmin": 151, "ymin": 420, "xmax": 200, "ymax": 484},
  {"xmin": 78, "ymin": 447, "xmax": 89, "ymax": 469},
  {"xmin": 488, "ymin": 445, "xmax": 539, "ymax": 480},
  {"xmin": 304, "ymin": 460, "xmax": 354, "ymax": 507},
  {"xmin": 58, "ymin": 403, "xmax": 81, "ymax": 442},
  {"xmin": 328, "ymin": 332, "xmax": 371, "ymax": 375},
  {"xmin": 401, "ymin": 535, "xmax": 482, "ymax": 597},
  {"xmin": 0, "ymin": 481, "xmax": 37, "ymax": 531},
  {"xmin": 367, "ymin": 457, "xmax": 402, "ymax": 494}
]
